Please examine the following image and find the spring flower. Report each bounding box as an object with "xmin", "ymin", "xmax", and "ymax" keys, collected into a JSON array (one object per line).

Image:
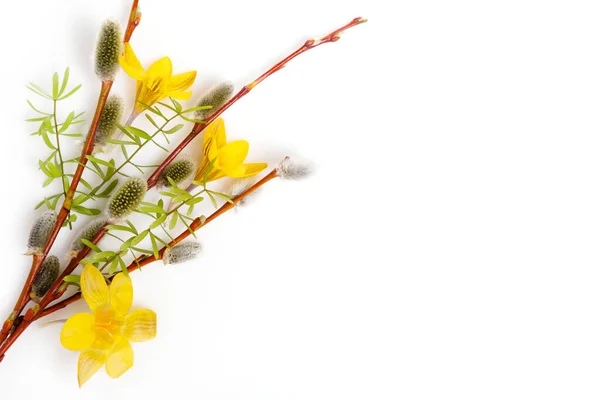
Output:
[
  {"xmin": 60, "ymin": 265, "xmax": 156, "ymax": 387},
  {"xmin": 194, "ymin": 118, "xmax": 267, "ymax": 184},
  {"xmin": 119, "ymin": 43, "xmax": 196, "ymax": 120}
]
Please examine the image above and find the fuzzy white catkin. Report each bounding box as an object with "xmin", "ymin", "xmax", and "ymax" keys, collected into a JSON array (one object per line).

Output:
[
  {"xmin": 27, "ymin": 210, "xmax": 57, "ymax": 255},
  {"xmin": 163, "ymin": 242, "xmax": 202, "ymax": 265},
  {"xmin": 30, "ymin": 255, "xmax": 60, "ymax": 303},
  {"xmin": 107, "ymin": 178, "xmax": 147, "ymax": 221},
  {"xmin": 95, "ymin": 20, "xmax": 122, "ymax": 81},
  {"xmin": 68, "ymin": 217, "xmax": 108, "ymax": 258},
  {"xmin": 229, "ymin": 178, "xmax": 261, "ymax": 208},
  {"xmin": 195, "ymin": 82, "xmax": 235, "ymax": 120},
  {"xmin": 276, "ymin": 158, "xmax": 312, "ymax": 180}
]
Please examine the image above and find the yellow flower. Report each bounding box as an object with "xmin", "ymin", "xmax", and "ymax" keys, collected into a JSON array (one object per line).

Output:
[
  {"xmin": 119, "ymin": 43, "xmax": 197, "ymax": 117},
  {"xmin": 60, "ymin": 265, "xmax": 156, "ymax": 387},
  {"xmin": 195, "ymin": 118, "xmax": 268, "ymax": 182}
]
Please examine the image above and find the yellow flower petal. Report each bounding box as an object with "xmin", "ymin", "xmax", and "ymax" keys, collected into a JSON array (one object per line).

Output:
[
  {"xmin": 121, "ymin": 309, "xmax": 157, "ymax": 342},
  {"xmin": 145, "ymin": 57, "xmax": 173, "ymax": 86},
  {"xmin": 80, "ymin": 264, "xmax": 109, "ymax": 314},
  {"xmin": 167, "ymin": 71, "xmax": 197, "ymax": 93},
  {"xmin": 105, "ymin": 336, "xmax": 134, "ymax": 379},
  {"xmin": 109, "ymin": 273, "xmax": 133, "ymax": 318},
  {"xmin": 166, "ymin": 90, "xmax": 193, "ymax": 100},
  {"xmin": 78, "ymin": 329, "xmax": 114, "ymax": 387},
  {"xmin": 218, "ymin": 140, "xmax": 249, "ymax": 171},
  {"xmin": 229, "ymin": 162, "xmax": 268, "ymax": 178},
  {"xmin": 60, "ymin": 313, "xmax": 96, "ymax": 351},
  {"xmin": 119, "ymin": 43, "xmax": 145, "ymax": 80}
]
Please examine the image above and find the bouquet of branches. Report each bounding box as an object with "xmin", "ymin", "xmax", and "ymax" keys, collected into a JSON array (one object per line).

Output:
[{"xmin": 0, "ymin": 0, "xmax": 365, "ymax": 386}]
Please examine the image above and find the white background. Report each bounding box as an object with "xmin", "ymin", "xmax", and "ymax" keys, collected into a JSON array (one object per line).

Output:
[{"xmin": 1, "ymin": 0, "xmax": 600, "ymax": 398}]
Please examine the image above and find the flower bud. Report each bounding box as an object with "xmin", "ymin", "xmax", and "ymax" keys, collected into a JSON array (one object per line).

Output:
[
  {"xmin": 159, "ymin": 158, "xmax": 196, "ymax": 188},
  {"xmin": 276, "ymin": 157, "xmax": 312, "ymax": 180},
  {"xmin": 107, "ymin": 178, "xmax": 147, "ymax": 221},
  {"xmin": 27, "ymin": 210, "xmax": 57, "ymax": 255},
  {"xmin": 68, "ymin": 217, "xmax": 108, "ymax": 259},
  {"xmin": 95, "ymin": 20, "xmax": 122, "ymax": 81},
  {"xmin": 30, "ymin": 255, "xmax": 60, "ymax": 303},
  {"xmin": 195, "ymin": 82, "xmax": 234, "ymax": 120},
  {"xmin": 94, "ymin": 95, "xmax": 124, "ymax": 148},
  {"xmin": 163, "ymin": 242, "xmax": 202, "ymax": 265}
]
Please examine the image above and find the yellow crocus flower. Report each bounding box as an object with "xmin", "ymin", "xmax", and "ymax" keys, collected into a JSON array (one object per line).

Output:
[
  {"xmin": 60, "ymin": 264, "xmax": 156, "ymax": 387},
  {"xmin": 195, "ymin": 118, "xmax": 268, "ymax": 183},
  {"xmin": 119, "ymin": 43, "xmax": 197, "ymax": 119}
]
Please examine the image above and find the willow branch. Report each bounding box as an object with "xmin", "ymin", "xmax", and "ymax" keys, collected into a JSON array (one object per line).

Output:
[
  {"xmin": 1, "ymin": 169, "xmax": 279, "ymax": 359},
  {"xmin": 31, "ymin": 16, "xmax": 366, "ymax": 318},
  {"xmin": 0, "ymin": 0, "xmax": 142, "ymax": 345}
]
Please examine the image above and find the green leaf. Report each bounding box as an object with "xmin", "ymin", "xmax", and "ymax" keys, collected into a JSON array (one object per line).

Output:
[
  {"xmin": 107, "ymin": 139, "xmax": 138, "ymax": 146},
  {"xmin": 137, "ymin": 101, "xmax": 164, "ymax": 117},
  {"xmin": 131, "ymin": 230, "xmax": 149, "ymax": 246},
  {"xmin": 118, "ymin": 256, "xmax": 129, "ymax": 276},
  {"xmin": 150, "ymin": 214, "xmax": 168, "ymax": 229},
  {"xmin": 132, "ymin": 247, "xmax": 154, "ymax": 255},
  {"xmin": 63, "ymin": 275, "xmax": 81, "ymax": 284},
  {"xmin": 86, "ymin": 154, "xmax": 111, "ymax": 167},
  {"xmin": 72, "ymin": 205, "xmax": 102, "ymax": 215},
  {"xmin": 107, "ymin": 224, "xmax": 137, "ymax": 234},
  {"xmin": 46, "ymin": 161, "xmax": 62, "ymax": 178},
  {"xmin": 26, "ymin": 116, "xmax": 49, "ymax": 122},
  {"xmin": 58, "ymin": 84, "xmax": 82, "ymax": 100},
  {"xmin": 182, "ymin": 105, "xmax": 212, "ymax": 114},
  {"xmin": 150, "ymin": 233, "xmax": 159, "ymax": 259},
  {"xmin": 125, "ymin": 126, "xmax": 152, "ymax": 140},
  {"xmin": 170, "ymin": 98, "xmax": 183, "ymax": 113},
  {"xmin": 92, "ymin": 251, "xmax": 115, "ymax": 261},
  {"xmin": 185, "ymin": 196, "xmax": 205, "ymax": 205},
  {"xmin": 145, "ymin": 114, "xmax": 159, "ymax": 128},
  {"xmin": 28, "ymin": 82, "xmax": 52, "ymax": 99},
  {"xmin": 109, "ymin": 257, "xmax": 119, "ymax": 274},
  {"xmin": 81, "ymin": 239, "xmax": 102, "ymax": 253},
  {"xmin": 59, "ymin": 67, "xmax": 70, "ymax": 97},
  {"xmin": 59, "ymin": 111, "xmax": 75, "ymax": 133},
  {"xmin": 207, "ymin": 191, "xmax": 218, "ymax": 209},
  {"xmin": 52, "ymin": 72, "xmax": 59, "ymax": 99},
  {"xmin": 42, "ymin": 176, "xmax": 54, "ymax": 187},
  {"xmin": 97, "ymin": 179, "xmax": 119, "ymax": 198},
  {"xmin": 137, "ymin": 202, "xmax": 166, "ymax": 214},
  {"xmin": 180, "ymin": 115, "xmax": 205, "ymax": 124},
  {"xmin": 40, "ymin": 126, "xmax": 57, "ymax": 150},
  {"xmin": 126, "ymin": 220, "xmax": 139, "ymax": 234},
  {"xmin": 169, "ymin": 212, "xmax": 179, "ymax": 230},
  {"xmin": 27, "ymin": 100, "xmax": 51, "ymax": 116},
  {"xmin": 164, "ymin": 124, "xmax": 184, "ymax": 134}
]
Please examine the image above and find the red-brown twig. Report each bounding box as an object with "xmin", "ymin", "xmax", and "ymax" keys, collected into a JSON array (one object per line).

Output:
[
  {"xmin": 0, "ymin": 16, "xmax": 365, "ymax": 359},
  {"xmin": 1, "ymin": 169, "xmax": 279, "ymax": 358},
  {"xmin": 34, "ymin": 16, "xmax": 366, "ymax": 320},
  {"xmin": 146, "ymin": 16, "xmax": 366, "ymax": 188},
  {"xmin": 0, "ymin": 0, "xmax": 142, "ymax": 346}
]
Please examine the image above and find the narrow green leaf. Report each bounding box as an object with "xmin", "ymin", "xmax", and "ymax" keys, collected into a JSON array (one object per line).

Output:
[
  {"xmin": 131, "ymin": 230, "xmax": 149, "ymax": 246},
  {"xmin": 52, "ymin": 72, "xmax": 59, "ymax": 99},
  {"xmin": 164, "ymin": 124, "xmax": 184, "ymax": 134},
  {"xmin": 27, "ymin": 100, "xmax": 51, "ymax": 115},
  {"xmin": 63, "ymin": 275, "xmax": 81, "ymax": 284},
  {"xmin": 169, "ymin": 212, "xmax": 179, "ymax": 229},
  {"xmin": 58, "ymin": 84, "xmax": 82, "ymax": 100},
  {"xmin": 81, "ymin": 239, "xmax": 102, "ymax": 253},
  {"xmin": 107, "ymin": 224, "xmax": 137, "ymax": 234},
  {"xmin": 59, "ymin": 111, "xmax": 75, "ymax": 133},
  {"xmin": 98, "ymin": 179, "xmax": 119, "ymax": 198},
  {"xmin": 150, "ymin": 214, "xmax": 168, "ymax": 229},
  {"xmin": 58, "ymin": 67, "xmax": 70, "ymax": 97},
  {"xmin": 72, "ymin": 205, "xmax": 101, "ymax": 216}
]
